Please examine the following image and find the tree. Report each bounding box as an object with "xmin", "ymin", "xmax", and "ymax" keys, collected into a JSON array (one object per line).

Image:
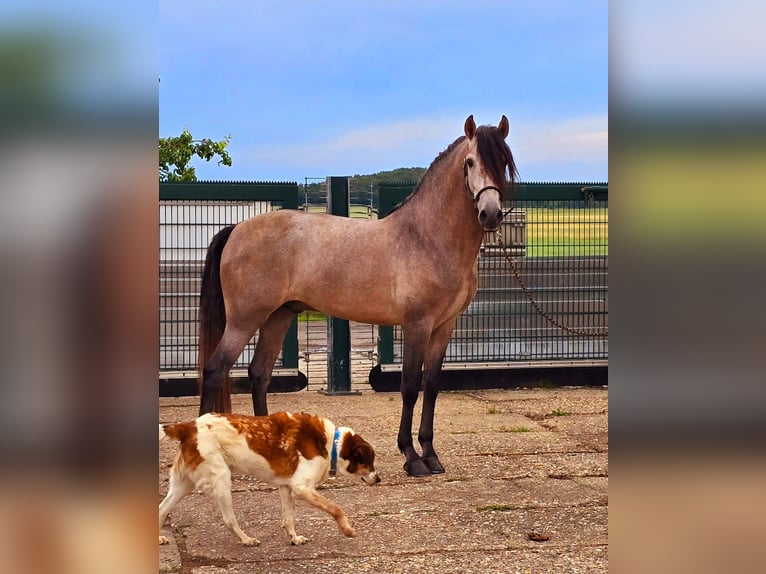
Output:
[{"xmin": 159, "ymin": 129, "xmax": 232, "ymax": 181}]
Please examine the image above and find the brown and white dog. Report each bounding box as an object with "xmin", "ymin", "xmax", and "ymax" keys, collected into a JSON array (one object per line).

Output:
[{"xmin": 159, "ymin": 411, "xmax": 380, "ymax": 547}]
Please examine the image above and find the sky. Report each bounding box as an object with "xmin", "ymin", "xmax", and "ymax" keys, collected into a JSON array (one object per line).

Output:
[{"xmin": 159, "ymin": 1, "xmax": 608, "ymax": 183}]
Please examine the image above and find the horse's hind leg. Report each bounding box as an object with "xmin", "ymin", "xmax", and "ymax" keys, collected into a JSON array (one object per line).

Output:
[
  {"xmin": 248, "ymin": 306, "xmax": 295, "ymax": 416},
  {"xmin": 200, "ymin": 322, "xmax": 257, "ymax": 414},
  {"xmin": 418, "ymin": 318, "xmax": 457, "ymax": 474}
]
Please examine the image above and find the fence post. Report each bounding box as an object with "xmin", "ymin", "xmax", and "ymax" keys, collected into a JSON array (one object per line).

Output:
[
  {"xmin": 375, "ymin": 184, "xmax": 416, "ymax": 370},
  {"xmin": 281, "ymin": 184, "xmax": 300, "ymax": 370},
  {"xmin": 323, "ymin": 177, "xmax": 357, "ymax": 395}
]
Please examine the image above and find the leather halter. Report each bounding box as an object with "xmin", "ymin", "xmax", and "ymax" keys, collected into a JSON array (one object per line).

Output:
[{"xmin": 463, "ymin": 157, "xmax": 504, "ymax": 206}]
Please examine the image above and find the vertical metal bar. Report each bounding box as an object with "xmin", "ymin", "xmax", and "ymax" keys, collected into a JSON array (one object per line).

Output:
[
  {"xmin": 282, "ymin": 185, "xmax": 300, "ymax": 369},
  {"xmin": 324, "ymin": 177, "xmax": 353, "ymax": 393},
  {"xmin": 375, "ymin": 184, "xmax": 413, "ymax": 367}
]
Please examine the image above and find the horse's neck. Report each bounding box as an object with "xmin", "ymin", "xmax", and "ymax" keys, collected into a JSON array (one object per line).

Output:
[{"xmin": 388, "ymin": 153, "xmax": 484, "ymax": 259}]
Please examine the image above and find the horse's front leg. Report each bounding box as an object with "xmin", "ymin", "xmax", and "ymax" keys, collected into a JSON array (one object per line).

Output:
[
  {"xmin": 398, "ymin": 324, "xmax": 431, "ymax": 477},
  {"xmin": 418, "ymin": 318, "xmax": 457, "ymax": 474}
]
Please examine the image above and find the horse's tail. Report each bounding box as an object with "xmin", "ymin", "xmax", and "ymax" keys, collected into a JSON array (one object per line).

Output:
[{"xmin": 198, "ymin": 224, "xmax": 237, "ymax": 412}]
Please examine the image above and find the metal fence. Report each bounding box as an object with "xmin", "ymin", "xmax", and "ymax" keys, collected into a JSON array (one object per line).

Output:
[
  {"xmin": 377, "ymin": 182, "xmax": 608, "ymax": 371},
  {"xmin": 159, "ymin": 180, "xmax": 607, "ymax": 390},
  {"xmin": 159, "ymin": 181, "xmax": 300, "ymax": 377}
]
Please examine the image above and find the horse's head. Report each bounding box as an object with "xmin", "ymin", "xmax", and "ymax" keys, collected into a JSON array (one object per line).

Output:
[{"xmin": 462, "ymin": 115, "xmax": 516, "ymax": 232}]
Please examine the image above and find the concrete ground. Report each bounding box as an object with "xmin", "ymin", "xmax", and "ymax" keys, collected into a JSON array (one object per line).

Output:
[{"xmin": 159, "ymin": 386, "xmax": 607, "ymax": 573}]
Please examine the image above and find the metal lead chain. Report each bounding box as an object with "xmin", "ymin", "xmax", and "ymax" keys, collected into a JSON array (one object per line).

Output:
[{"xmin": 495, "ymin": 230, "xmax": 608, "ymax": 337}]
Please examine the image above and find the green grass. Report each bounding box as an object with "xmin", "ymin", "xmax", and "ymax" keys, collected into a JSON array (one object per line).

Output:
[
  {"xmin": 550, "ymin": 408, "xmax": 569, "ymax": 417},
  {"xmin": 297, "ymin": 311, "xmax": 327, "ymax": 322},
  {"xmin": 523, "ymin": 207, "xmax": 608, "ymax": 258},
  {"xmin": 496, "ymin": 425, "xmax": 532, "ymax": 433},
  {"xmin": 364, "ymin": 510, "xmax": 394, "ymax": 517},
  {"xmin": 477, "ymin": 503, "xmax": 514, "ymax": 512}
]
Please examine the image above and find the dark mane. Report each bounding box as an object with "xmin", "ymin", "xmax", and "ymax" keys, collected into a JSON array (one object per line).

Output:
[
  {"xmin": 388, "ymin": 122, "xmax": 518, "ymax": 214},
  {"xmin": 475, "ymin": 124, "xmax": 519, "ymax": 198}
]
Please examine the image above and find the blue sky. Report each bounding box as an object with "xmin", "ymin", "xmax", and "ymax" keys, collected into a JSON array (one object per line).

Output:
[{"xmin": 159, "ymin": 1, "xmax": 608, "ymax": 183}]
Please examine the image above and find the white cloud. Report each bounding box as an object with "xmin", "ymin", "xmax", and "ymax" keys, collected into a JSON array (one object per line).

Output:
[
  {"xmin": 243, "ymin": 116, "xmax": 461, "ymax": 173},
  {"xmin": 238, "ymin": 113, "xmax": 608, "ymax": 181},
  {"xmin": 510, "ymin": 115, "xmax": 608, "ymax": 167}
]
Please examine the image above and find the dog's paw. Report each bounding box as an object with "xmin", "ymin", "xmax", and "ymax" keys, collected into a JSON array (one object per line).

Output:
[
  {"xmin": 241, "ymin": 536, "xmax": 261, "ymax": 547},
  {"xmin": 341, "ymin": 526, "xmax": 357, "ymax": 538},
  {"xmin": 290, "ymin": 535, "xmax": 309, "ymax": 545},
  {"xmin": 159, "ymin": 535, "xmax": 169, "ymax": 545}
]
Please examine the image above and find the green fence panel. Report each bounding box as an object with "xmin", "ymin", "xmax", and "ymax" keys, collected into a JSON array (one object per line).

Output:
[{"xmin": 159, "ymin": 181, "xmax": 300, "ymax": 374}]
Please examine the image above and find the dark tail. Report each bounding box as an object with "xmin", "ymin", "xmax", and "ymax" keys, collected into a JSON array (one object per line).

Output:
[{"xmin": 198, "ymin": 225, "xmax": 236, "ymax": 413}]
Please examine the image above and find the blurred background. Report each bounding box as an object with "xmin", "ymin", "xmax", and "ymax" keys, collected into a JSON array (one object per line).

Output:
[
  {"xmin": 0, "ymin": 1, "xmax": 764, "ymax": 573},
  {"xmin": 610, "ymin": 1, "xmax": 766, "ymax": 572},
  {"xmin": 0, "ymin": 1, "xmax": 157, "ymax": 573}
]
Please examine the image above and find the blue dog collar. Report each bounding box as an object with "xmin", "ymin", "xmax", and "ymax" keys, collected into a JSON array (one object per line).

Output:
[{"xmin": 330, "ymin": 428, "xmax": 341, "ymax": 477}]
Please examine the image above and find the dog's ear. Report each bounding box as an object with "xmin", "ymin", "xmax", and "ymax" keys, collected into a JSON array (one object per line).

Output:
[
  {"xmin": 352, "ymin": 441, "xmax": 375, "ymax": 463},
  {"xmin": 340, "ymin": 433, "xmax": 376, "ymax": 468}
]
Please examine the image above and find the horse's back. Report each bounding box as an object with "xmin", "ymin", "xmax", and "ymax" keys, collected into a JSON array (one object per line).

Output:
[
  {"xmin": 219, "ymin": 211, "xmax": 398, "ymax": 318},
  {"xmin": 219, "ymin": 208, "xmax": 476, "ymax": 326}
]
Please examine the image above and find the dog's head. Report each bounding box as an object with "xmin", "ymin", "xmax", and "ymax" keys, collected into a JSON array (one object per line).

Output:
[{"xmin": 337, "ymin": 430, "xmax": 381, "ymax": 485}]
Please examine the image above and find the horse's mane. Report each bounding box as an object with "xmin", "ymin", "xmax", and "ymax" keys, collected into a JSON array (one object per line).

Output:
[
  {"xmin": 388, "ymin": 123, "xmax": 517, "ymax": 214},
  {"xmin": 475, "ymin": 125, "xmax": 519, "ymax": 193}
]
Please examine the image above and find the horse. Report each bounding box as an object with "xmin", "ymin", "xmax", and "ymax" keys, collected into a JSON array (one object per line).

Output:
[{"xmin": 197, "ymin": 115, "xmax": 518, "ymax": 477}]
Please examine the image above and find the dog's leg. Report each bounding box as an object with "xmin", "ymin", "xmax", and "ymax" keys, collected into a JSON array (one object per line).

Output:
[
  {"xmin": 211, "ymin": 471, "xmax": 260, "ymax": 546},
  {"xmin": 293, "ymin": 487, "xmax": 355, "ymax": 538},
  {"xmin": 159, "ymin": 465, "xmax": 194, "ymax": 545},
  {"xmin": 279, "ymin": 486, "xmax": 308, "ymax": 545}
]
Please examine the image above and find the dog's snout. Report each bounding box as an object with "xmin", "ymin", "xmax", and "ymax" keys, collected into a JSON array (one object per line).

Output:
[{"xmin": 361, "ymin": 471, "xmax": 381, "ymax": 485}]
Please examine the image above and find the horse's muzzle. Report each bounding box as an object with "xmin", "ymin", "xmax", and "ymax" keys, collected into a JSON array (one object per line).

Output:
[{"xmin": 479, "ymin": 207, "xmax": 504, "ymax": 231}]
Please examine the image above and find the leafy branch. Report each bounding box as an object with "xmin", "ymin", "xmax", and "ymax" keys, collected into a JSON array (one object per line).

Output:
[{"xmin": 159, "ymin": 129, "xmax": 232, "ymax": 182}]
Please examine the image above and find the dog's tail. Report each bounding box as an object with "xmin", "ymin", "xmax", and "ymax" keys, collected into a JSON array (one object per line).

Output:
[
  {"xmin": 198, "ymin": 224, "xmax": 237, "ymax": 414},
  {"xmin": 159, "ymin": 422, "xmax": 193, "ymax": 442}
]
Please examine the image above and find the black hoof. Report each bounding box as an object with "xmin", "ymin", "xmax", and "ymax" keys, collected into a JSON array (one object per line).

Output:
[
  {"xmin": 421, "ymin": 456, "xmax": 445, "ymax": 474},
  {"xmin": 404, "ymin": 458, "xmax": 431, "ymax": 477}
]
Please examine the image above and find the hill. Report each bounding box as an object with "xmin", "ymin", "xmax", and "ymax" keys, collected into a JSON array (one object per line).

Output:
[{"xmin": 302, "ymin": 167, "xmax": 426, "ymax": 206}]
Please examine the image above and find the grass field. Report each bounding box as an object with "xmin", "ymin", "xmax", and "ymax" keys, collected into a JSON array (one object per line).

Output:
[{"xmin": 524, "ymin": 207, "xmax": 608, "ymax": 257}]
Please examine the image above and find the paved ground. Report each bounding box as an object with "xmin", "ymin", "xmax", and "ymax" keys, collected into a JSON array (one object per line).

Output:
[{"xmin": 159, "ymin": 386, "xmax": 607, "ymax": 573}]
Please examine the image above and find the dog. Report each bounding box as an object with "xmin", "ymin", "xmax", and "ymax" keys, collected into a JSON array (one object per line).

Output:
[{"xmin": 159, "ymin": 411, "xmax": 380, "ymax": 546}]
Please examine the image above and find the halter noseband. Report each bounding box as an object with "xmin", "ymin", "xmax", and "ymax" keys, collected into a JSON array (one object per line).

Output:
[{"xmin": 463, "ymin": 157, "xmax": 504, "ymax": 205}]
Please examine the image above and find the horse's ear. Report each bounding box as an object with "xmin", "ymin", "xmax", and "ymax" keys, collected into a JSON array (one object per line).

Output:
[
  {"xmin": 498, "ymin": 115, "xmax": 509, "ymax": 138},
  {"xmin": 464, "ymin": 115, "xmax": 476, "ymax": 139}
]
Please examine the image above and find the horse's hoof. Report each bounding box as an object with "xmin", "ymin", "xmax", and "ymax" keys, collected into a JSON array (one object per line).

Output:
[
  {"xmin": 422, "ymin": 456, "xmax": 445, "ymax": 474},
  {"xmin": 404, "ymin": 458, "xmax": 431, "ymax": 477}
]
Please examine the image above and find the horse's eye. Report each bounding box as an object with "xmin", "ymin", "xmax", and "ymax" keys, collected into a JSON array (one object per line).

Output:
[{"xmin": 465, "ymin": 158, "xmax": 474, "ymax": 168}]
